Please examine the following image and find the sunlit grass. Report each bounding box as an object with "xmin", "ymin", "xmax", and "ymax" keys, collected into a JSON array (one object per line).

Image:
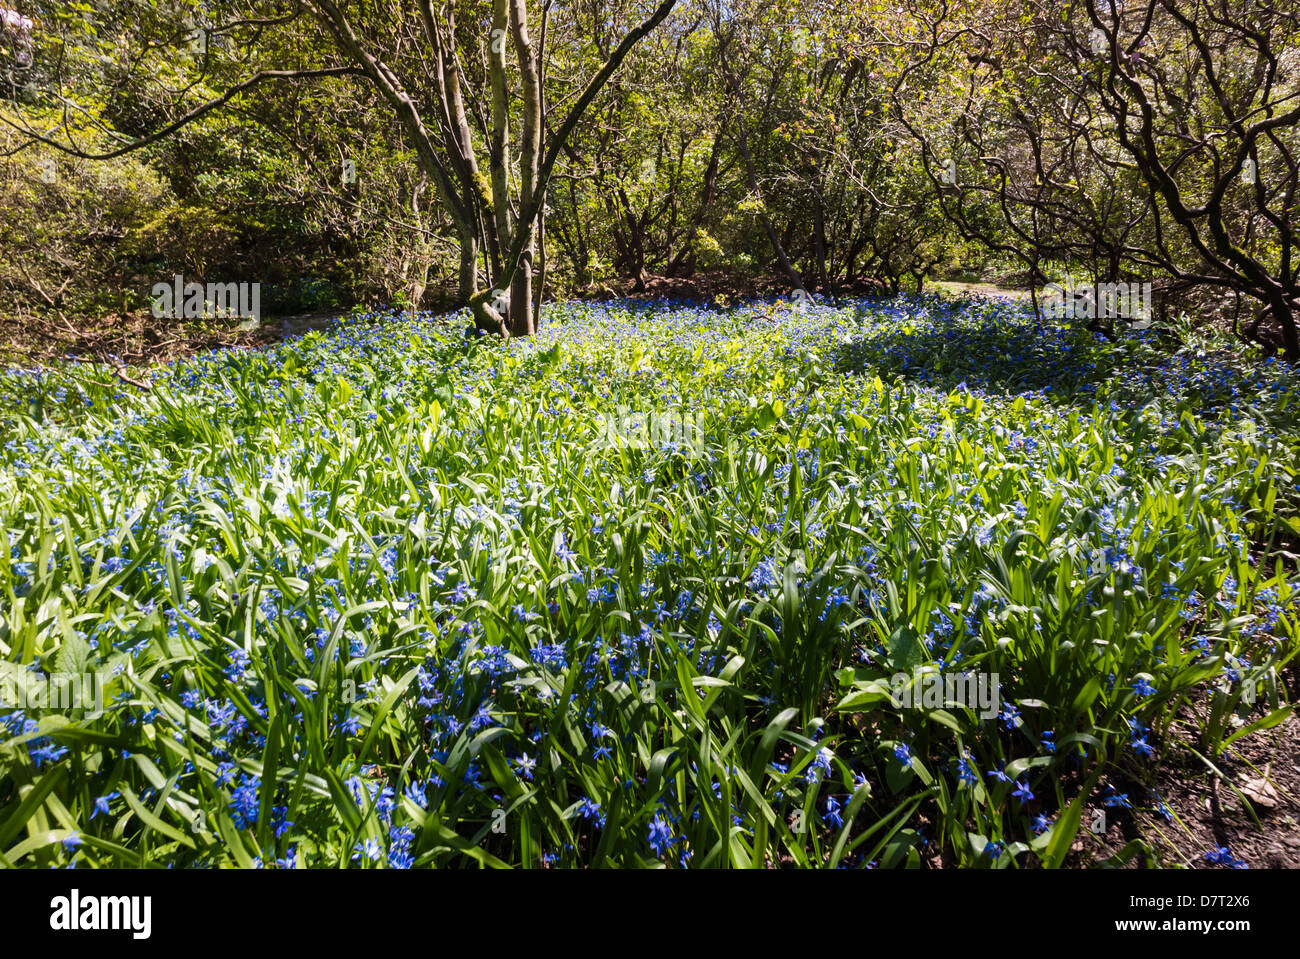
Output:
[{"xmin": 1, "ymin": 293, "xmax": 1296, "ymax": 868}]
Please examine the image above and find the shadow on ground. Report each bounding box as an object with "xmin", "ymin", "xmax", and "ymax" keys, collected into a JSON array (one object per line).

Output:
[
  {"xmin": 833, "ymin": 315, "xmax": 1135, "ymax": 396},
  {"xmin": 827, "ymin": 313, "xmax": 1297, "ymax": 421}
]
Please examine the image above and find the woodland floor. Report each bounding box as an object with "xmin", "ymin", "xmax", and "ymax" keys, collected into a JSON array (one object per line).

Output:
[
  {"xmin": 1, "ymin": 272, "xmax": 1030, "ymax": 368},
  {"xmin": 1092, "ymin": 665, "xmax": 1300, "ymax": 869},
  {"xmin": 1, "ymin": 284, "xmax": 1295, "ymax": 868}
]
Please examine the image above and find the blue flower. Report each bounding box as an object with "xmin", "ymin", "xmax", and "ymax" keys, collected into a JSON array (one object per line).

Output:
[
  {"xmin": 823, "ymin": 796, "xmax": 844, "ymax": 827},
  {"xmin": 512, "ymin": 753, "xmax": 536, "ymax": 780},
  {"xmin": 229, "ymin": 775, "xmax": 262, "ymax": 828},
  {"xmin": 749, "ymin": 557, "xmax": 782, "ymax": 590},
  {"xmin": 647, "ymin": 812, "xmax": 678, "ymax": 856},
  {"xmin": 404, "ymin": 781, "xmax": 428, "ymax": 809},
  {"xmin": 91, "ymin": 792, "xmax": 120, "ymax": 818},
  {"xmin": 530, "ymin": 643, "xmax": 567, "ymax": 669},
  {"xmin": 957, "ymin": 755, "xmax": 979, "ymax": 786},
  {"xmin": 575, "ymin": 797, "xmax": 604, "ymax": 827},
  {"xmin": 1204, "ymin": 846, "xmax": 1247, "ymax": 869}
]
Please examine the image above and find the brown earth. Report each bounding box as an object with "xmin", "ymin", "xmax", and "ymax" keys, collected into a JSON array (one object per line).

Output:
[
  {"xmin": 0, "ymin": 308, "xmax": 281, "ymax": 368},
  {"xmin": 1078, "ymin": 665, "xmax": 1300, "ymax": 869},
  {"xmin": 0, "ymin": 272, "xmax": 1031, "ymax": 369}
]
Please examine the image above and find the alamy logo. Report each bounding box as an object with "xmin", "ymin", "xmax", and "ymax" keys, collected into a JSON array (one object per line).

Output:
[
  {"xmin": 1, "ymin": 670, "xmax": 105, "ymax": 713},
  {"xmin": 597, "ymin": 406, "xmax": 706, "ymax": 454},
  {"xmin": 50, "ymin": 889, "xmax": 151, "ymax": 939},
  {"xmin": 486, "ymin": 287, "xmax": 510, "ymax": 316},
  {"xmin": 890, "ymin": 667, "xmax": 1000, "ymax": 720},
  {"xmin": 1042, "ymin": 279, "xmax": 1152, "ymax": 320},
  {"xmin": 151, "ymin": 274, "xmax": 261, "ymax": 324}
]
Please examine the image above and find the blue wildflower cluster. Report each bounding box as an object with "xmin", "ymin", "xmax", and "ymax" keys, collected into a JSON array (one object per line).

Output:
[{"xmin": 0, "ymin": 293, "xmax": 1295, "ymax": 868}]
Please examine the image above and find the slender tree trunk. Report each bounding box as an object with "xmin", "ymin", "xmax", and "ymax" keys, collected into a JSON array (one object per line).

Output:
[
  {"xmin": 489, "ymin": 0, "xmax": 513, "ymax": 257},
  {"xmin": 667, "ymin": 126, "xmax": 723, "ymax": 277},
  {"xmin": 508, "ymin": 0, "xmax": 541, "ymax": 336},
  {"xmin": 533, "ymin": 208, "xmax": 547, "ymax": 323},
  {"xmin": 569, "ymin": 181, "xmax": 591, "ymax": 286},
  {"xmin": 716, "ymin": 33, "xmax": 809, "ymax": 299},
  {"xmin": 812, "ymin": 185, "xmax": 829, "ymax": 294},
  {"xmin": 510, "ymin": 260, "xmax": 534, "ymax": 336},
  {"xmin": 459, "ymin": 233, "xmax": 479, "ymax": 305},
  {"xmin": 467, "ymin": 0, "xmax": 679, "ymax": 332},
  {"xmin": 619, "ymin": 188, "xmax": 650, "ymax": 291},
  {"xmin": 1266, "ymin": 291, "xmax": 1300, "ymax": 359}
]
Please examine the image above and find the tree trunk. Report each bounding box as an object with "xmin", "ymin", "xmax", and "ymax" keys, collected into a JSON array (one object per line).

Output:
[
  {"xmin": 1266, "ymin": 291, "xmax": 1300, "ymax": 359},
  {"xmin": 620, "ymin": 189, "xmax": 650, "ymax": 291},
  {"xmin": 667, "ymin": 126, "xmax": 723, "ymax": 277},
  {"xmin": 716, "ymin": 33, "xmax": 809, "ymax": 300},
  {"xmin": 532, "ymin": 204, "xmax": 547, "ymax": 325},
  {"xmin": 509, "ymin": 259, "xmax": 534, "ymax": 336},
  {"xmin": 468, "ymin": 0, "xmax": 680, "ymax": 334},
  {"xmin": 507, "ymin": 0, "xmax": 540, "ymax": 335},
  {"xmin": 811, "ymin": 171, "xmax": 830, "ymax": 294},
  {"xmin": 459, "ymin": 233, "xmax": 480, "ymax": 308}
]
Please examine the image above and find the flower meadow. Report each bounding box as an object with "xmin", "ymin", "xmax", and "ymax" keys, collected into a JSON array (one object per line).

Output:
[{"xmin": 1, "ymin": 294, "xmax": 1297, "ymax": 869}]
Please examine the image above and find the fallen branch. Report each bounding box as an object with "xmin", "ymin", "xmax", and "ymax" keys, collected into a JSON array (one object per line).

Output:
[{"xmin": 63, "ymin": 353, "xmax": 152, "ymax": 390}]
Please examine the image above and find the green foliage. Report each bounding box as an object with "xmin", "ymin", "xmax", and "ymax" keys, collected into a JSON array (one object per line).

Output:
[{"xmin": 0, "ymin": 294, "xmax": 1294, "ymax": 868}]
